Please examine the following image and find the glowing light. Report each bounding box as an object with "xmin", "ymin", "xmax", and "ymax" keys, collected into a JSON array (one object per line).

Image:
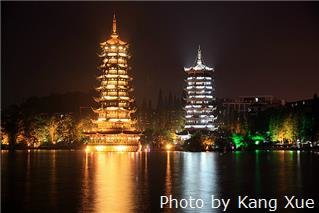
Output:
[
  {"xmin": 191, "ymin": 125, "xmax": 206, "ymax": 128},
  {"xmin": 144, "ymin": 145, "xmax": 150, "ymax": 152},
  {"xmin": 115, "ymin": 145, "xmax": 127, "ymax": 152},
  {"xmin": 85, "ymin": 146, "xmax": 91, "ymax": 152},
  {"xmin": 107, "ymin": 53, "xmax": 117, "ymax": 56},
  {"xmin": 250, "ymin": 134, "xmax": 265, "ymax": 142},
  {"xmin": 231, "ymin": 134, "xmax": 248, "ymax": 149},
  {"xmin": 103, "ymin": 96, "xmax": 117, "ymax": 100},
  {"xmin": 96, "ymin": 145, "xmax": 106, "ymax": 151},
  {"xmin": 109, "ymin": 118, "xmax": 130, "ymax": 122},
  {"xmin": 165, "ymin": 144, "xmax": 172, "ymax": 150}
]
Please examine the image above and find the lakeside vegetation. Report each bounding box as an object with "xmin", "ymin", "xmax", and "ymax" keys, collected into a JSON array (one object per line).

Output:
[{"xmin": 1, "ymin": 92, "xmax": 319, "ymax": 151}]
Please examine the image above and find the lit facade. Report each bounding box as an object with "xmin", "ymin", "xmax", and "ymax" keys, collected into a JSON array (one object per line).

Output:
[
  {"xmin": 84, "ymin": 15, "xmax": 140, "ymax": 151},
  {"xmin": 184, "ymin": 46, "xmax": 217, "ymax": 131}
]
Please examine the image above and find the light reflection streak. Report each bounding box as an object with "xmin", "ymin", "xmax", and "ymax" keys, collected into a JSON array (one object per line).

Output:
[
  {"xmin": 93, "ymin": 152, "xmax": 134, "ymax": 213},
  {"xmin": 81, "ymin": 151, "xmax": 91, "ymax": 212},
  {"xmin": 144, "ymin": 152, "xmax": 148, "ymax": 183},
  {"xmin": 182, "ymin": 152, "xmax": 218, "ymax": 208},
  {"xmin": 278, "ymin": 150, "xmax": 288, "ymax": 192},
  {"xmin": 296, "ymin": 151, "xmax": 301, "ymax": 188},
  {"xmin": 165, "ymin": 151, "xmax": 172, "ymax": 196},
  {"xmin": 25, "ymin": 150, "xmax": 31, "ymax": 208},
  {"xmin": 50, "ymin": 150, "xmax": 57, "ymax": 208}
]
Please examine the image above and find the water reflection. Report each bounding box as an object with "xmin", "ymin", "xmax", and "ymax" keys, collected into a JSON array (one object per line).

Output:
[
  {"xmin": 86, "ymin": 153, "xmax": 134, "ymax": 212},
  {"xmin": 182, "ymin": 153, "xmax": 218, "ymax": 211},
  {"xmin": 2, "ymin": 150, "xmax": 319, "ymax": 212},
  {"xmin": 165, "ymin": 151, "xmax": 172, "ymax": 197},
  {"xmin": 255, "ymin": 150, "xmax": 261, "ymax": 192},
  {"xmin": 50, "ymin": 150, "xmax": 57, "ymax": 208}
]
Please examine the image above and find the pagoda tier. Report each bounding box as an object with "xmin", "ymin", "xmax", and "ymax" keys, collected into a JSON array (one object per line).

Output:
[
  {"xmin": 84, "ymin": 15, "xmax": 140, "ymax": 152},
  {"xmin": 183, "ymin": 46, "xmax": 218, "ymax": 131}
]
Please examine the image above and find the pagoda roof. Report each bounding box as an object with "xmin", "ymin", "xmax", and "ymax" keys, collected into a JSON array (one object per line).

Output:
[
  {"xmin": 102, "ymin": 14, "xmax": 127, "ymax": 46},
  {"xmin": 184, "ymin": 46, "xmax": 213, "ymax": 71},
  {"xmin": 106, "ymin": 37, "xmax": 127, "ymax": 45}
]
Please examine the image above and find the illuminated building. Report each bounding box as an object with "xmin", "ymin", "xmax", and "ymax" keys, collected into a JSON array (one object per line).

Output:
[
  {"xmin": 84, "ymin": 15, "xmax": 140, "ymax": 152},
  {"xmin": 184, "ymin": 46, "xmax": 217, "ymax": 131}
]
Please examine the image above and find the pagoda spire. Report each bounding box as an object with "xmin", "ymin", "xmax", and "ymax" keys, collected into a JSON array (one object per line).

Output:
[
  {"xmin": 111, "ymin": 13, "xmax": 118, "ymax": 38},
  {"xmin": 197, "ymin": 45, "xmax": 202, "ymax": 65}
]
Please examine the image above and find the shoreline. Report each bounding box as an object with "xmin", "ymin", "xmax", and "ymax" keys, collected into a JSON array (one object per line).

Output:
[{"xmin": 1, "ymin": 147, "xmax": 318, "ymax": 152}]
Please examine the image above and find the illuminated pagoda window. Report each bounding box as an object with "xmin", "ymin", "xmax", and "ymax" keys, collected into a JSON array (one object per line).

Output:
[
  {"xmin": 184, "ymin": 46, "xmax": 218, "ymax": 131},
  {"xmin": 84, "ymin": 14, "xmax": 140, "ymax": 152}
]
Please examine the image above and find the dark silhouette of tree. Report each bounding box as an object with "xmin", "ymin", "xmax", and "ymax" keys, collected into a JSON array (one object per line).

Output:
[{"xmin": 2, "ymin": 105, "xmax": 21, "ymax": 150}]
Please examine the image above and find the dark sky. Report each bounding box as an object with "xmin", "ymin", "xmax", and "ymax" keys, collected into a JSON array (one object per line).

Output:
[{"xmin": 2, "ymin": 2, "xmax": 319, "ymax": 107}]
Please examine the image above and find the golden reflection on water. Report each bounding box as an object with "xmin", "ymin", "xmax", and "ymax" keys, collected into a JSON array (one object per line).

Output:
[
  {"xmin": 50, "ymin": 150, "xmax": 57, "ymax": 208},
  {"xmin": 143, "ymin": 151, "xmax": 148, "ymax": 189},
  {"xmin": 26, "ymin": 151, "xmax": 31, "ymax": 204},
  {"xmin": 165, "ymin": 151, "xmax": 172, "ymax": 196},
  {"xmin": 2, "ymin": 150, "xmax": 314, "ymax": 212},
  {"xmin": 278, "ymin": 150, "xmax": 288, "ymax": 192},
  {"xmin": 81, "ymin": 152, "xmax": 91, "ymax": 212},
  {"xmin": 83, "ymin": 152, "xmax": 135, "ymax": 213}
]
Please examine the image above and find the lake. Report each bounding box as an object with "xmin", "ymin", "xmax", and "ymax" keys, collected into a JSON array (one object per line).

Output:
[{"xmin": 2, "ymin": 150, "xmax": 319, "ymax": 212}]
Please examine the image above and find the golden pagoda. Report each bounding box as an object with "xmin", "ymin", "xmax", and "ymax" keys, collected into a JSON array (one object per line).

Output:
[{"xmin": 84, "ymin": 15, "xmax": 140, "ymax": 152}]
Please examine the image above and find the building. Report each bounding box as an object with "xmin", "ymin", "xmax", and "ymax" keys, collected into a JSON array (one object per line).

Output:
[
  {"xmin": 220, "ymin": 95, "xmax": 283, "ymax": 126},
  {"xmin": 183, "ymin": 46, "xmax": 217, "ymax": 131},
  {"xmin": 84, "ymin": 15, "xmax": 140, "ymax": 152}
]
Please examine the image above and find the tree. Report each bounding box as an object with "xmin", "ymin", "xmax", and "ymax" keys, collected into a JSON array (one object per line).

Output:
[
  {"xmin": 1, "ymin": 105, "xmax": 21, "ymax": 150},
  {"xmin": 48, "ymin": 115, "xmax": 59, "ymax": 144},
  {"xmin": 183, "ymin": 131, "xmax": 205, "ymax": 151}
]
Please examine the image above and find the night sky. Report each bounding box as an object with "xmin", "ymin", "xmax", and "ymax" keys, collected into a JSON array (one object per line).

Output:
[{"xmin": 2, "ymin": 2, "xmax": 319, "ymax": 107}]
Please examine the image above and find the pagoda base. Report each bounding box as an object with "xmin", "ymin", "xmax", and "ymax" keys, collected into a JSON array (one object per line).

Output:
[
  {"xmin": 84, "ymin": 132, "xmax": 141, "ymax": 152},
  {"xmin": 86, "ymin": 144, "xmax": 140, "ymax": 152}
]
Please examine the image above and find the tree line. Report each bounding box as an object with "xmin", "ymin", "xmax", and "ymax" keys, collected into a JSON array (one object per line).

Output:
[{"xmin": 1, "ymin": 91, "xmax": 319, "ymax": 151}]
